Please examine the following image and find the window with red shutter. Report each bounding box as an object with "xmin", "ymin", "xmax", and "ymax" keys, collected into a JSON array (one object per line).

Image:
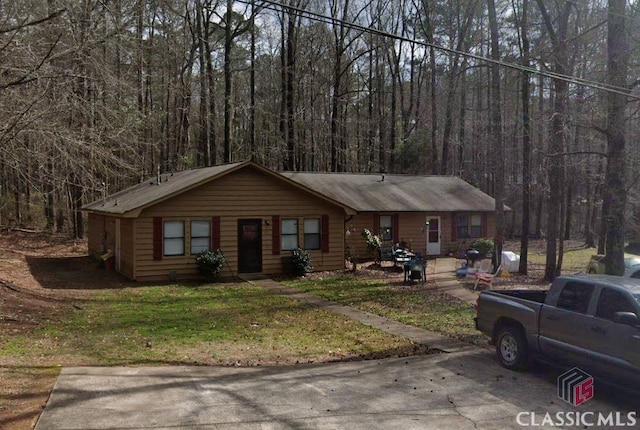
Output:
[
  {"xmin": 451, "ymin": 213, "xmax": 457, "ymax": 241},
  {"xmin": 272, "ymin": 215, "xmax": 280, "ymax": 255},
  {"xmin": 211, "ymin": 216, "xmax": 221, "ymax": 250},
  {"xmin": 321, "ymin": 215, "xmax": 329, "ymax": 253},
  {"xmin": 153, "ymin": 217, "xmax": 163, "ymax": 260},
  {"xmin": 392, "ymin": 214, "xmax": 399, "ymax": 243},
  {"xmin": 373, "ymin": 214, "xmax": 380, "ymax": 237}
]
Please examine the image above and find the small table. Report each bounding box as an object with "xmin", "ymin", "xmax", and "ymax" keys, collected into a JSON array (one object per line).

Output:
[{"xmin": 393, "ymin": 250, "xmax": 414, "ymax": 266}]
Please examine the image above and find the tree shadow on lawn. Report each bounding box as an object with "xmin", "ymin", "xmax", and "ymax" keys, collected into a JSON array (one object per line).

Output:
[
  {"xmin": 25, "ymin": 255, "xmax": 138, "ymax": 290},
  {"xmin": 24, "ymin": 254, "xmax": 247, "ymax": 291}
]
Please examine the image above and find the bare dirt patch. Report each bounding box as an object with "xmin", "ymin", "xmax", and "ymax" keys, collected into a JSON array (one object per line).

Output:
[{"xmin": 0, "ymin": 230, "xmax": 124, "ymax": 430}]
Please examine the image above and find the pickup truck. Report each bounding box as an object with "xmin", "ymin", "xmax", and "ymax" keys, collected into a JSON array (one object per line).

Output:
[{"xmin": 475, "ymin": 274, "xmax": 640, "ymax": 386}]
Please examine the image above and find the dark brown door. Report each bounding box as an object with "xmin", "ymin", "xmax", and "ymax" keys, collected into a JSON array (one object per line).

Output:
[{"xmin": 238, "ymin": 219, "xmax": 262, "ymax": 273}]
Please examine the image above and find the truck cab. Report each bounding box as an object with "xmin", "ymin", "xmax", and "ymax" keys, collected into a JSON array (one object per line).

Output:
[
  {"xmin": 476, "ymin": 274, "xmax": 640, "ymax": 387},
  {"xmin": 538, "ymin": 275, "xmax": 640, "ymax": 385}
]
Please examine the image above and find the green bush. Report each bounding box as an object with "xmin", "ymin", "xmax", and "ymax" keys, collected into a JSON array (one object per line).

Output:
[
  {"xmin": 470, "ymin": 238, "xmax": 494, "ymax": 257},
  {"xmin": 195, "ymin": 250, "xmax": 226, "ymax": 281},
  {"xmin": 290, "ymin": 248, "xmax": 313, "ymax": 276},
  {"xmin": 361, "ymin": 228, "xmax": 381, "ymax": 258}
]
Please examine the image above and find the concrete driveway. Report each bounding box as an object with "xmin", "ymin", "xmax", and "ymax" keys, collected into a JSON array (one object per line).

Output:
[{"xmin": 35, "ymin": 348, "xmax": 638, "ymax": 430}]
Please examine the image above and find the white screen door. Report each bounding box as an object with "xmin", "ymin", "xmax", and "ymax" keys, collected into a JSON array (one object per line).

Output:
[{"xmin": 426, "ymin": 217, "xmax": 441, "ymax": 256}]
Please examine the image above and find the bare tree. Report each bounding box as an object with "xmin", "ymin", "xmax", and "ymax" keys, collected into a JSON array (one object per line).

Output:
[
  {"xmin": 535, "ymin": 0, "xmax": 573, "ymax": 281},
  {"xmin": 515, "ymin": 0, "xmax": 531, "ymax": 274},
  {"xmin": 487, "ymin": 0, "xmax": 504, "ymax": 268},
  {"xmin": 603, "ymin": 0, "xmax": 629, "ymax": 275}
]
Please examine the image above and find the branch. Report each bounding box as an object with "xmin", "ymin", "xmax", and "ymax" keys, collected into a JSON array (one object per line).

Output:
[
  {"xmin": 0, "ymin": 9, "xmax": 66, "ymax": 35},
  {"xmin": 626, "ymin": 172, "xmax": 640, "ymax": 193},
  {"xmin": 0, "ymin": 32, "xmax": 63, "ymax": 90},
  {"xmin": 536, "ymin": 150, "xmax": 607, "ymax": 158}
]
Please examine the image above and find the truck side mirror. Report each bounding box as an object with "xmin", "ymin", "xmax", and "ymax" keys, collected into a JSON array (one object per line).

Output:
[{"xmin": 612, "ymin": 311, "xmax": 639, "ymax": 326}]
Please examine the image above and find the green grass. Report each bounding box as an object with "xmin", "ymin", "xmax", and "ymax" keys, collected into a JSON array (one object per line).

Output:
[
  {"xmin": 285, "ymin": 276, "xmax": 483, "ymax": 344},
  {"xmin": 1, "ymin": 283, "xmax": 418, "ymax": 367},
  {"xmin": 517, "ymin": 242, "xmax": 597, "ymax": 274}
]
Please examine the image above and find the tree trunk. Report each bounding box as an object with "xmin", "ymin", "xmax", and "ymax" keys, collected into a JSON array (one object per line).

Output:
[
  {"xmin": 420, "ymin": 0, "xmax": 438, "ymax": 174},
  {"xmin": 223, "ymin": 0, "xmax": 233, "ymax": 163},
  {"xmin": 285, "ymin": 5, "xmax": 296, "ymax": 171},
  {"xmin": 518, "ymin": 0, "xmax": 531, "ymax": 275},
  {"xmin": 487, "ymin": 0, "xmax": 504, "ymax": 268},
  {"xmin": 603, "ymin": 0, "xmax": 628, "ymax": 275},
  {"xmin": 536, "ymin": 0, "xmax": 572, "ymax": 281}
]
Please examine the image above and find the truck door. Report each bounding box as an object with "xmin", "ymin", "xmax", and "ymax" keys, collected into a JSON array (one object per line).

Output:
[
  {"xmin": 592, "ymin": 287, "xmax": 640, "ymax": 386},
  {"xmin": 538, "ymin": 281, "xmax": 597, "ymax": 371}
]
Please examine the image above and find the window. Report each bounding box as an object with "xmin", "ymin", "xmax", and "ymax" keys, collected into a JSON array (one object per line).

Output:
[
  {"xmin": 455, "ymin": 214, "xmax": 468, "ymax": 239},
  {"xmin": 379, "ymin": 215, "xmax": 392, "ymax": 241},
  {"xmin": 595, "ymin": 288, "xmax": 636, "ymax": 320},
  {"xmin": 191, "ymin": 220, "xmax": 210, "ymax": 254},
  {"xmin": 164, "ymin": 221, "xmax": 184, "ymax": 256},
  {"xmin": 304, "ymin": 218, "xmax": 321, "ymax": 250},
  {"xmin": 455, "ymin": 213, "xmax": 483, "ymax": 239},
  {"xmin": 556, "ymin": 282, "xmax": 594, "ymax": 314},
  {"xmin": 470, "ymin": 214, "xmax": 482, "ymax": 238},
  {"xmin": 281, "ymin": 218, "xmax": 298, "ymax": 251}
]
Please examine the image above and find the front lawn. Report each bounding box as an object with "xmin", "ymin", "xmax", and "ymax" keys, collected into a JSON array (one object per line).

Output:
[
  {"xmin": 1, "ymin": 282, "xmax": 427, "ymax": 429},
  {"xmin": 285, "ymin": 276, "xmax": 484, "ymax": 345},
  {"xmin": 1, "ymin": 283, "xmax": 417, "ymax": 368}
]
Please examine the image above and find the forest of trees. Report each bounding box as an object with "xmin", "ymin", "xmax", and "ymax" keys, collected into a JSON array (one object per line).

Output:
[{"xmin": 1, "ymin": 0, "xmax": 639, "ymax": 277}]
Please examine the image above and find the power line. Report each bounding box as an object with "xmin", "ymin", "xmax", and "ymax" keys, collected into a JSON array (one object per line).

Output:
[{"xmin": 244, "ymin": 0, "xmax": 640, "ymax": 100}]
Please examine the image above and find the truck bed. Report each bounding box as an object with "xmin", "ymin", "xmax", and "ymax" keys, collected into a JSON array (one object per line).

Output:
[{"xmin": 492, "ymin": 289, "xmax": 547, "ymax": 303}]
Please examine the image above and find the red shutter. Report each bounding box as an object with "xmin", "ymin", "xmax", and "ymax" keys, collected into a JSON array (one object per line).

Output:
[
  {"xmin": 481, "ymin": 213, "xmax": 488, "ymax": 236},
  {"xmin": 451, "ymin": 213, "xmax": 457, "ymax": 241},
  {"xmin": 153, "ymin": 217, "xmax": 163, "ymax": 260},
  {"xmin": 392, "ymin": 214, "xmax": 399, "ymax": 243},
  {"xmin": 321, "ymin": 215, "xmax": 329, "ymax": 253},
  {"xmin": 272, "ymin": 215, "xmax": 280, "ymax": 255},
  {"xmin": 211, "ymin": 216, "xmax": 221, "ymax": 250},
  {"xmin": 373, "ymin": 214, "xmax": 379, "ymax": 236}
]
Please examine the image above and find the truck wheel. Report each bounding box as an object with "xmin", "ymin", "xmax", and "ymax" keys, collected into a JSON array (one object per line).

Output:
[{"xmin": 496, "ymin": 325, "xmax": 528, "ymax": 370}]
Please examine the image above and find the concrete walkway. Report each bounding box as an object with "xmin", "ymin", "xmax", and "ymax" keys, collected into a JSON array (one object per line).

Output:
[
  {"xmin": 242, "ymin": 258, "xmax": 479, "ymax": 354},
  {"xmin": 428, "ymin": 258, "xmax": 480, "ymax": 305}
]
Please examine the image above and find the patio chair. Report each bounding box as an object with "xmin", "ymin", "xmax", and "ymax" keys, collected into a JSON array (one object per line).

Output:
[
  {"xmin": 473, "ymin": 264, "xmax": 502, "ymax": 290},
  {"xmin": 404, "ymin": 255, "xmax": 426, "ymax": 283}
]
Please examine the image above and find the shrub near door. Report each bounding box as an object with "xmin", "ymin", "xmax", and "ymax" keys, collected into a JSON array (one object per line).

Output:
[
  {"xmin": 196, "ymin": 250, "xmax": 226, "ymax": 281},
  {"xmin": 290, "ymin": 248, "xmax": 313, "ymax": 276}
]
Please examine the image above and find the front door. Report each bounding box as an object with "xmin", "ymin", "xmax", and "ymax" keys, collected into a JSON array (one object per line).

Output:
[
  {"xmin": 238, "ymin": 219, "xmax": 262, "ymax": 273},
  {"xmin": 426, "ymin": 216, "xmax": 441, "ymax": 256}
]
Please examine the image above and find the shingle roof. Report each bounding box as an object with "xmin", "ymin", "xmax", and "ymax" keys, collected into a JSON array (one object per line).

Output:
[
  {"xmin": 82, "ymin": 161, "xmax": 503, "ymax": 216},
  {"xmin": 82, "ymin": 162, "xmax": 246, "ymax": 215},
  {"xmin": 281, "ymin": 172, "xmax": 501, "ymax": 212}
]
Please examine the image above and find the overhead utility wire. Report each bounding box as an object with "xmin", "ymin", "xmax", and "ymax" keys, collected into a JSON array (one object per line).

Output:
[{"xmin": 244, "ymin": 0, "xmax": 640, "ymax": 101}]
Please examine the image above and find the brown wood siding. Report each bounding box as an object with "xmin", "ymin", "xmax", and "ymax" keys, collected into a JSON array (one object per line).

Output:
[
  {"xmin": 347, "ymin": 213, "xmax": 429, "ymax": 259},
  {"xmin": 119, "ymin": 219, "xmax": 135, "ymax": 279},
  {"xmin": 87, "ymin": 213, "xmax": 116, "ymax": 257},
  {"xmin": 345, "ymin": 213, "xmax": 375, "ymax": 260},
  {"xmin": 87, "ymin": 213, "xmax": 104, "ymax": 256},
  {"xmin": 133, "ymin": 168, "xmax": 346, "ymax": 281}
]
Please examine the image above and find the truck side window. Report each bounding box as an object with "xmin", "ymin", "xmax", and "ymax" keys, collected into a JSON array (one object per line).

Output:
[
  {"xmin": 556, "ymin": 282, "xmax": 594, "ymax": 314},
  {"xmin": 595, "ymin": 288, "xmax": 636, "ymax": 320}
]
